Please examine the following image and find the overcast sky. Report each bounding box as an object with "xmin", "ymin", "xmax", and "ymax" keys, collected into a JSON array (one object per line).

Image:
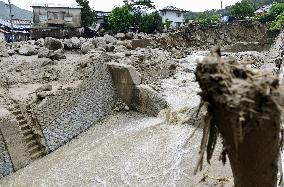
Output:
[{"xmin": 3, "ymin": 0, "xmax": 241, "ymax": 12}]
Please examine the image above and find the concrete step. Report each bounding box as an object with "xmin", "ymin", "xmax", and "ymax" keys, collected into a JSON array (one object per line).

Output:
[
  {"xmin": 16, "ymin": 115, "xmax": 25, "ymax": 121},
  {"xmin": 18, "ymin": 119, "xmax": 28, "ymax": 126},
  {"xmin": 30, "ymin": 150, "xmax": 44, "ymax": 160},
  {"xmin": 22, "ymin": 128, "xmax": 33, "ymax": 136},
  {"xmin": 24, "ymin": 134, "xmax": 35, "ymax": 142},
  {"xmin": 26, "ymin": 140, "xmax": 37, "ymax": 149},
  {"xmin": 11, "ymin": 109, "xmax": 22, "ymax": 115},
  {"xmin": 28, "ymin": 144, "xmax": 41, "ymax": 155},
  {"xmin": 20, "ymin": 124, "xmax": 30, "ymax": 131}
]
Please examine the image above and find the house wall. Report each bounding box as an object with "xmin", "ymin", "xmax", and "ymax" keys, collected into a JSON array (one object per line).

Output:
[
  {"xmin": 33, "ymin": 7, "xmax": 81, "ymax": 27},
  {"xmin": 160, "ymin": 10, "xmax": 184, "ymax": 27}
]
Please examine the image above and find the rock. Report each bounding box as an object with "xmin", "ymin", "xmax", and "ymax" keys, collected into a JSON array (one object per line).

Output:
[
  {"xmin": 183, "ymin": 68, "xmax": 193, "ymax": 73},
  {"xmin": 169, "ymin": 63, "xmax": 177, "ymax": 70},
  {"xmin": 38, "ymin": 47, "xmax": 50, "ymax": 58},
  {"xmin": 45, "ymin": 37, "xmax": 63, "ymax": 50},
  {"xmin": 114, "ymin": 45, "xmax": 127, "ymax": 52},
  {"xmin": 125, "ymin": 32, "xmax": 134, "ymax": 40},
  {"xmin": 125, "ymin": 51, "xmax": 132, "ymax": 57},
  {"xmin": 116, "ymin": 40, "xmax": 132, "ymax": 49},
  {"xmin": 116, "ymin": 33, "xmax": 126, "ymax": 40},
  {"xmin": 70, "ymin": 37, "xmax": 81, "ymax": 49},
  {"xmin": 81, "ymin": 42, "xmax": 95, "ymax": 54},
  {"xmin": 7, "ymin": 49, "xmax": 15, "ymax": 56},
  {"xmin": 106, "ymin": 44, "xmax": 115, "ymax": 52},
  {"xmin": 41, "ymin": 60, "xmax": 56, "ymax": 67},
  {"xmin": 47, "ymin": 49, "xmax": 66, "ymax": 60},
  {"xmin": 35, "ymin": 38, "xmax": 44, "ymax": 47},
  {"xmin": 93, "ymin": 37, "xmax": 107, "ymax": 49},
  {"xmin": 104, "ymin": 34, "xmax": 117, "ymax": 44},
  {"xmin": 18, "ymin": 44, "xmax": 37, "ymax": 56},
  {"xmin": 88, "ymin": 47, "xmax": 106, "ymax": 53},
  {"xmin": 36, "ymin": 91, "xmax": 54, "ymax": 100},
  {"xmin": 35, "ymin": 84, "xmax": 52, "ymax": 93},
  {"xmin": 63, "ymin": 39, "xmax": 73, "ymax": 49}
]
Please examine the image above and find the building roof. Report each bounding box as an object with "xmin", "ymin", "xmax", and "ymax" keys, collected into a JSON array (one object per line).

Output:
[
  {"xmin": 255, "ymin": 4, "xmax": 272, "ymax": 13},
  {"xmin": 31, "ymin": 3, "xmax": 82, "ymax": 9},
  {"xmin": 159, "ymin": 6, "xmax": 186, "ymax": 12},
  {"xmin": 0, "ymin": 19, "xmax": 31, "ymax": 30}
]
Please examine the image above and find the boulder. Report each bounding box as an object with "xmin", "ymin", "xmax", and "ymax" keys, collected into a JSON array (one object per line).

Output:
[
  {"xmin": 45, "ymin": 37, "xmax": 63, "ymax": 50},
  {"xmin": 116, "ymin": 33, "xmax": 126, "ymax": 40},
  {"xmin": 104, "ymin": 34, "xmax": 117, "ymax": 44},
  {"xmin": 38, "ymin": 47, "xmax": 50, "ymax": 58},
  {"xmin": 63, "ymin": 39, "xmax": 73, "ymax": 49},
  {"xmin": 125, "ymin": 32, "xmax": 134, "ymax": 40},
  {"xmin": 35, "ymin": 84, "xmax": 52, "ymax": 93},
  {"xmin": 18, "ymin": 44, "xmax": 37, "ymax": 56},
  {"xmin": 35, "ymin": 38, "xmax": 44, "ymax": 47},
  {"xmin": 7, "ymin": 49, "xmax": 15, "ymax": 56},
  {"xmin": 81, "ymin": 42, "xmax": 95, "ymax": 54},
  {"xmin": 114, "ymin": 45, "xmax": 127, "ymax": 52},
  {"xmin": 36, "ymin": 91, "xmax": 54, "ymax": 99},
  {"xmin": 116, "ymin": 40, "xmax": 132, "ymax": 49},
  {"xmin": 93, "ymin": 37, "xmax": 107, "ymax": 49},
  {"xmin": 106, "ymin": 44, "xmax": 115, "ymax": 52},
  {"xmin": 47, "ymin": 49, "xmax": 66, "ymax": 60},
  {"xmin": 70, "ymin": 37, "xmax": 81, "ymax": 49}
]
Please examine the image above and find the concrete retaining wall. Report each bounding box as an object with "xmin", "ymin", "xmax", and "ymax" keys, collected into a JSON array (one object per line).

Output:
[{"xmin": 32, "ymin": 62, "xmax": 116, "ymax": 152}]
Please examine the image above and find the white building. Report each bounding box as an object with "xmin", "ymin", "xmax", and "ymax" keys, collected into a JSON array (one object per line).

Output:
[{"xmin": 159, "ymin": 6, "xmax": 187, "ymax": 28}]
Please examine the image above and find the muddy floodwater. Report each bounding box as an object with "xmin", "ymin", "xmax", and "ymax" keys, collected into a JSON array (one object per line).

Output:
[{"xmin": 0, "ymin": 52, "xmax": 232, "ymax": 187}]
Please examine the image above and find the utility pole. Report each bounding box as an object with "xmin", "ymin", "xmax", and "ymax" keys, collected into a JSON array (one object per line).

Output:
[
  {"xmin": 221, "ymin": 1, "xmax": 223, "ymax": 9},
  {"xmin": 8, "ymin": 0, "xmax": 14, "ymax": 43}
]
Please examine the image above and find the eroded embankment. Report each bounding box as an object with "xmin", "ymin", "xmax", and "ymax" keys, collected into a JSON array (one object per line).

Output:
[{"xmin": 0, "ymin": 52, "xmax": 233, "ymax": 187}]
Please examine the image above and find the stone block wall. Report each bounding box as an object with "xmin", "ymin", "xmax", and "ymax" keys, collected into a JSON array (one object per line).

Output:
[
  {"xmin": 0, "ymin": 131, "xmax": 13, "ymax": 178},
  {"xmin": 32, "ymin": 62, "xmax": 116, "ymax": 152}
]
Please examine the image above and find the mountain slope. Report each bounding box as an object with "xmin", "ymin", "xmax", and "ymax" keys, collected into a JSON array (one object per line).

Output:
[{"xmin": 0, "ymin": 1, "xmax": 32, "ymax": 20}]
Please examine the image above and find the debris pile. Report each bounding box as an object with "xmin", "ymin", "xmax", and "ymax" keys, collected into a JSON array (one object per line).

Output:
[{"xmin": 195, "ymin": 48, "xmax": 284, "ymax": 187}]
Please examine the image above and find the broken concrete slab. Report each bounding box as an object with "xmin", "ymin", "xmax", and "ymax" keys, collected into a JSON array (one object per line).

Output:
[
  {"xmin": 132, "ymin": 85, "xmax": 168, "ymax": 116},
  {"xmin": 107, "ymin": 62, "xmax": 141, "ymax": 106},
  {"xmin": 131, "ymin": 39, "xmax": 152, "ymax": 49}
]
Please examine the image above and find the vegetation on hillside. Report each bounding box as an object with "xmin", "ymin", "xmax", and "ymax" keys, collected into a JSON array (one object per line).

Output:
[{"xmin": 0, "ymin": 1, "xmax": 32, "ymax": 20}]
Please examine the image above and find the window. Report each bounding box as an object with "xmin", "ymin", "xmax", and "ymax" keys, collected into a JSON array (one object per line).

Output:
[
  {"xmin": 177, "ymin": 13, "xmax": 181, "ymax": 17},
  {"xmin": 162, "ymin": 12, "xmax": 166, "ymax": 16}
]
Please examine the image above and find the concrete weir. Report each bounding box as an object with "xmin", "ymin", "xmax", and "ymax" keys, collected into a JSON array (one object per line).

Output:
[{"xmin": 0, "ymin": 59, "xmax": 168, "ymax": 179}]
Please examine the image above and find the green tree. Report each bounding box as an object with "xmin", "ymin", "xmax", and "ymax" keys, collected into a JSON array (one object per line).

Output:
[
  {"xmin": 231, "ymin": 0, "xmax": 255, "ymax": 19},
  {"xmin": 76, "ymin": 0, "xmax": 96, "ymax": 27},
  {"xmin": 270, "ymin": 12, "xmax": 284, "ymax": 30},
  {"xmin": 196, "ymin": 12, "xmax": 220, "ymax": 25},
  {"xmin": 140, "ymin": 11, "xmax": 163, "ymax": 33},
  {"xmin": 108, "ymin": 5, "xmax": 133, "ymax": 33}
]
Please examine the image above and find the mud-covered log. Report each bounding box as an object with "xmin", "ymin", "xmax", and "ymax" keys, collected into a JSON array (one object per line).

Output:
[{"xmin": 195, "ymin": 50, "xmax": 284, "ymax": 187}]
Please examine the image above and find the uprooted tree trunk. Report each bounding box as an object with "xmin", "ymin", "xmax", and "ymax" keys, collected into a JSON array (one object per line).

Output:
[{"xmin": 194, "ymin": 49, "xmax": 284, "ymax": 187}]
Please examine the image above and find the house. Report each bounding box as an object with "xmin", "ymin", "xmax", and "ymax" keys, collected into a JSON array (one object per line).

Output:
[
  {"xmin": 0, "ymin": 19, "xmax": 31, "ymax": 42},
  {"xmin": 31, "ymin": 3, "xmax": 82, "ymax": 28},
  {"xmin": 255, "ymin": 4, "xmax": 272, "ymax": 15},
  {"xmin": 159, "ymin": 6, "xmax": 187, "ymax": 28},
  {"xmin": 96, "ymin": 11, "xmax": 111, "ymax": 25},
  {"xmin": 30, "ymin": 3, "xmax": 83, "ymax": 39}
]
